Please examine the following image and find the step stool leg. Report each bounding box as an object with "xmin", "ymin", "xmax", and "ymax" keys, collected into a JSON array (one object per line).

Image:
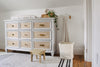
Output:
[
  {"xmin": 31, "ymin": 53, "xmax": 33, "ymax": 62},
  {"xmin": 39, "ymin": 55, "xmax": 41, "ymax": 63},
  {"xmin": 43, "ymin": 53, "xmax": 45, "ymax": 60}
]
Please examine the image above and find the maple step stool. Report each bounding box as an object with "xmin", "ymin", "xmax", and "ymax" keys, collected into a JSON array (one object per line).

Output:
[{"xmin": 30, "ymin": 49, "xmax": 46, "ymax": 63}]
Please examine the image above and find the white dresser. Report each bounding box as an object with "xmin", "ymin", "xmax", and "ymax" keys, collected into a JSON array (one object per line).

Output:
[{"xmin": 5, "ymin": 18, "xmax": 55, "ymax": 56}]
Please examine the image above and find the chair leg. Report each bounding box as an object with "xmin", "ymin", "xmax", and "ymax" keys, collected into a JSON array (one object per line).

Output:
[
  {"xmin": 31, "ymin": 54, "xmax": 33, "ymax": 62},
  {"xmin": 61, "ymin": 59, "xmax": 65, "ymax": 67}
]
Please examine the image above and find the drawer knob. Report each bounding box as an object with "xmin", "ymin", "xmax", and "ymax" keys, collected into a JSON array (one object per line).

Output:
[
  {"xmin": 40, "ymin": 34, "xmax": 45, "ymax": 36},
  {"xmin": 40, "ymin": 44, "xmax": 45, "ymax": 46},
  {"xmin": 12, "ymin": 25, "xmax": 14, "ymax": 27},
  {"xmin": 24, "ymin": 34, "xmax": 28, "ymax": 36},
  {"xmin": 25, "ymin": 44, "xmax": 28, "ymax": 46},
  {"xmin": 24, "ymin": 25, "xmax": 28, "ymax": 27},
  {"xmin": 12, "ymin": 43, "xmax": 15, "ymax": 45},
  {"xmin": 39, "ymin": 24, "xmax": 45, "ymax": 26},
  {"xmin": 12, "ymin": 34, "xmax": 14, "ymax": 36}
]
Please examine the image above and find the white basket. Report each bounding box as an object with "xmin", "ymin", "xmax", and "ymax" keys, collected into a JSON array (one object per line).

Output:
[{"xmin": 59, "ymin": 42, "xmax": 74, "ymax": 59}]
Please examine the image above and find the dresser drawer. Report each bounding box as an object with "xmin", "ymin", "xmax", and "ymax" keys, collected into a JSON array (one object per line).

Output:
[
  {"xmin": 21, "ymin": 31, "xmax": 31, "ymax": 38},
  {"xmin": 7, "ymin": 31, "xmax": 18, "ymax": 38},
  {"xmin": 34, "ymin": 42, "xmax": 50, "ymax": 50},
  {"xmin": 7, "ymin": 40, "xmax": 18, "ymax": 47},
  {"xmin": 7, "ymin": 23, "xmax": 18, "ymax": 29},
  {"xmin": 20, "ymin": 22, "xmax": 31, "ymax": 29},
  {"xmin": 21, "ymin": 41, "xmax": 31, "ymax": 48},
  {"xmin": 34, "ymin": 22, "xmax": 50, "ymax": 28},
  {"xmin": 34, "ymin": 31, "xmax": 50, "ymax": 38}
]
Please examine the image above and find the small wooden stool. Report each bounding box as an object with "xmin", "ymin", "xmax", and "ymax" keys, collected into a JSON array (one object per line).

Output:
[{"xmin": 30, "ymin": 49, "xmax": 46, "ymax": 63}]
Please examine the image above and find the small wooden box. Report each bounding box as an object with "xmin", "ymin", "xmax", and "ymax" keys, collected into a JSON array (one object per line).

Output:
[{"xmin": 41, "ymin": 14, "xmax": 49, "ymax": 18}]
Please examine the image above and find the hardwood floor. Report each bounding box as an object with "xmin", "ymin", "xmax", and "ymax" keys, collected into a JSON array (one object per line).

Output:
[
  {"xmin": 0, "ymin": 49, "xmax": 91, "ymax": 67},
  {"xmin": 0, "ymin": 49, "xmax": 5, "ymax": 52},
  {"xmin": 73, "ymin": 55, "xmax": 91, "ymax": 67}
]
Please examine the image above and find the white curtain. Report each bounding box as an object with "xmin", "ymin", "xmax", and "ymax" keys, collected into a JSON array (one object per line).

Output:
[{"xmin": 62, "ymin": 16, "xmax": 69, "ymax": 42}]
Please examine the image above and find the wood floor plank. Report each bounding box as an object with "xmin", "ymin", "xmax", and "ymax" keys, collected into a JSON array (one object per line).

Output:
[
  {"xmin": 86, "ymin": 62, "xmax": 91, "ymax": 67},
  {"xmin": 73, "ymin": 63, "xmax": 79, "ymax": 67},
  {"xmin": 79, "ymin": 62, "xmax": 84, "ymax": 67},
  {"xmin": 73, "ymin": 55, "xmax": 91, "ymax": 67}
]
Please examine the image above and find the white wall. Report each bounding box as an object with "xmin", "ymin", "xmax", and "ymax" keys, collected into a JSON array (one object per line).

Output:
[
  {"xmin": 92, "ymin": 0, "xmax": 100, "ymax": 66},
  {"xmin": 84, "ymin": 0, "xmax": 92, "ymax": 62},
  {"xmin": 0, "ymin": 6, "xmax": 84, "ymax": 55},
  {"xmin": 0, "ymin": 0, "xmax": 83, "ymax": 12},
  {"xmin": 0, "ymin": 16, "xmax": 6, "ymax": 50}
]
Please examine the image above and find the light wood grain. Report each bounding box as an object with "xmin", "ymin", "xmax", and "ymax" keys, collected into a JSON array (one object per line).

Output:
[
  {"xmin": 30, "ymin": 49, "xmax": 46, "ymax": 63},
  {"xmin": 34, "ymin": 42, "xmax": 50, "ymax": 49},
  {"xmin": 39, "ymin": 55, "xmax": 41, "ymax": 63},
  {"xmin": 43, "ymin": 53, "xmax": 45, "ymax": 60},
  {"xmin": 21, "ymin": 31, "xmax": 31, "ymax": 38},
  {"xmin": 7, "ymin": 23, "xmax": 18, "ymax": 29},
  {"xmin": 34, "ymin": 22, "xmax": 50, "ymax": 28},
  {"xmin": 21, "ymin": 41, "xmax": 31, "ymax": 48},
  {"xmin": 7, "ymin": 31, "xmax": 18, "ymax": 38},
  {"xmin": 7, "ymin": 40, "xmax": 18, "ymax": 47},
  {"xmin": 20, "ymin": 22, "xmax": 31, "ymax": 29},
  {"xmin": 31, "ymin": 53, "xmax": 33, "ymax": 62},
  {"xmin": 34, "ymin": 31, "xmax": 50, "ymax": 38}
]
